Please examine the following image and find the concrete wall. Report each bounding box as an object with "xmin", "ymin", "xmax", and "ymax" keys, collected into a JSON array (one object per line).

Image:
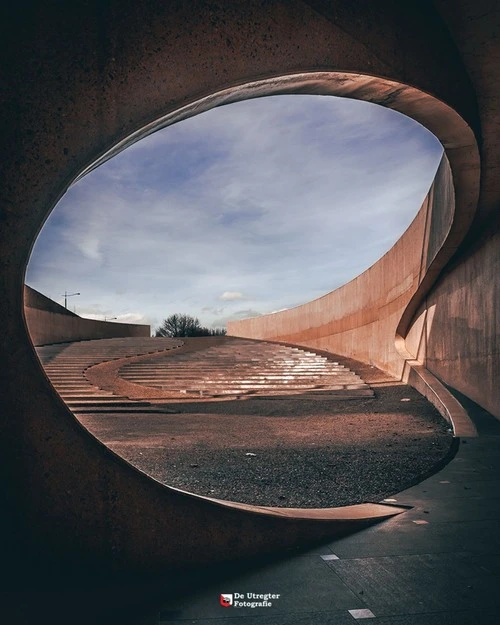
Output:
[
  {"xmin": 405, "ymin": 226, "xmax": 500, "ymax": 418},
  {"xmin": 0, "ymin": 0, "xmax": 495, "ymax": 579},
  {"xmin": 24, "ymin": 285, "xmax": 150, "ymax": 345},
  {"xmin": 228, "ymin": 157, "xmax": 456, "ymax": 381},
  {"xmin": 230, "ymin": 153, "xmax": 499, "ymax": 419}
]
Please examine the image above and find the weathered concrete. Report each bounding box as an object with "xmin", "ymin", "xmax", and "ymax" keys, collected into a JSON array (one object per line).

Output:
[
  {"xmin": 228, "ymin": 158, "xmax": 460, "ymax": 376},
  {"xmin": 406, "ymin": 226, "xmax": 500, "ymax": 418},
  {"xmin": 0, "ymin": 0, "xmax": 497, "ymax": 584},
  {"xmin": 226, "ymin": 4, "xmax": 498, "ymax": 422},
  {"xmin": 24, "ymin": 285, "xmax": 150, "ymax": 345}
]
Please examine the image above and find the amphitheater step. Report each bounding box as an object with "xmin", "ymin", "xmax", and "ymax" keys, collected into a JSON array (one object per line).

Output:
[
  {"xmin": 36, "ymin": 337, "xmax": 183, "ymax": 414},
  {"xmin": 118, "ymin": 338, "xmax": 373, "ymax": 400},
  {"xmin": 65, "ymin": 400, "xmax": 150, "ymax": 408},
  {"xmin": 36, "ymin": 336, "xmax": 373, "ymax": 411}
]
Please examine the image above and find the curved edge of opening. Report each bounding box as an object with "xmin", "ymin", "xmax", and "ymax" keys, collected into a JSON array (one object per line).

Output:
[
  {"xmin": 25, "ymin": 71, "xmax": 480, "ymax": 518},
  {"xmin": 14, "ymin": 72, "xmax": 479, "ymax": 566},
  {"xmin": 73, "ymin": 70, "xmax": 476, "ymax": 187}
]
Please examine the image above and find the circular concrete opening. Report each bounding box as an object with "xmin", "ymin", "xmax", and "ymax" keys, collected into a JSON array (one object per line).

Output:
[
  {"xmin": 19, "ymin": 74, "xmax": 478, "ymax": 516},
  {"xmin": 25, "ymin": 85, "xmax": 460, "ymax": 509},
  {"xmin": 2, "ymin": 1, "xmax": 483, "ymax": 577}
]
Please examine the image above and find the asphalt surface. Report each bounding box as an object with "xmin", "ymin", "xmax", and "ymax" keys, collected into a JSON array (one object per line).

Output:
[{"xmin": 80, "ymin": 382, "xmax": 454, "ymax": 508}]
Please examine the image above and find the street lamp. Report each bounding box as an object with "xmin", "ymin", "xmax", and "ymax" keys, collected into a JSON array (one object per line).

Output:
[
  {"xmin": 62, "ymin": 291, "xmax": 80, "ymax": 309},
  {"xmin": 104, "ymin": 316, "xmax": 117, "ymax": 322}
]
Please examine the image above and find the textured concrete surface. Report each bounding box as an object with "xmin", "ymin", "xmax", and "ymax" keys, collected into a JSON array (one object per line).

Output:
[
  {"xmin": 409, "ymin": 227, "xmax": 500, "ymax": 418},
  {"xmin": 0, "ymin": 1, "xmax": 497, "ymax": 616}
]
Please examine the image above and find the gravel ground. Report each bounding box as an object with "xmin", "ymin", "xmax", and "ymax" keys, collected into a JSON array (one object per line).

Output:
[{"xmin": 80, "ymin": 382, "xmax": 454, "ymax": 508}]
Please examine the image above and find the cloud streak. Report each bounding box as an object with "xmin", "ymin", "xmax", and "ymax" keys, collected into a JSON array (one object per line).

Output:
[{"xmin": 26, "ymin": 94, "xmax": 443, "ymax": 332}]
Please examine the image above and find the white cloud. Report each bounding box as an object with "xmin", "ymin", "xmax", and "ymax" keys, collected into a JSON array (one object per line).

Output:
[
  {"xmin": 76, "ymin": 234, "xmax": 102, "ymax": 262},
  {"xmin": 26, "ymin": 94, "xmax": 443, "ymax": 330},
  {"xmin": 219, "ymin": 291, "xmax": 245, "ymax": 301},
  {"xmin": 79, "ymin": 311, "xmax": 150, "ymax": 324}
]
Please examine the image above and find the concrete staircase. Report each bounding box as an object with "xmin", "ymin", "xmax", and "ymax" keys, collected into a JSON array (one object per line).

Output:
[
  {"xmin": 118, "ymin": 338, "xmax": 374, "ymax": 399},
  {"xmin": 37, "ymin": 337, "xmax": 373, "ymax": 411},
  {"xmin": 36, "ymin": 337, "xmax": 183, "ymax": 413}
]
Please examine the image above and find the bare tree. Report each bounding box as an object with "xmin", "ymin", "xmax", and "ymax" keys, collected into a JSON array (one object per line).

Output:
[{"xmin": 155, "ymin": 314, "xmax": 226, "ymax": 337}]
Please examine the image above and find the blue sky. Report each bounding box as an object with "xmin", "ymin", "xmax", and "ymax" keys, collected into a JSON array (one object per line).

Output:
[{"xmin": 26, "ymin": 94, "xmax": 443, "ymax": 332}]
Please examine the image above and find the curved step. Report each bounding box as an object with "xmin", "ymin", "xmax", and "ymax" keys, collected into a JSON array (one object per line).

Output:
[{"xmin": 117, "ymin": 338, "xmax": 373, "ymax": 400}]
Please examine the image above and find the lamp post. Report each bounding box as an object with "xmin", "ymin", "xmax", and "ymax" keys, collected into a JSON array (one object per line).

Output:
[
  {"xmin": 104, "ymin": 316, "xmax": 117, "ymax": 322},
  {"xmin": 63, "ymin": 291, "xmax": 80, "ymax": 309}
]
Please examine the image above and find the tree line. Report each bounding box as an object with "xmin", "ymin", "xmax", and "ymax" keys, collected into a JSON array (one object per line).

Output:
[{"xmin": 155, "ymin": 313, "xmax": 227, "ymax": 337}]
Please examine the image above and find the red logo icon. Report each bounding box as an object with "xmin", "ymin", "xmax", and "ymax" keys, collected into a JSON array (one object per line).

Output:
[{"xmin": 220, "ymin": 594, "xmax": 233, "ymax": 607}]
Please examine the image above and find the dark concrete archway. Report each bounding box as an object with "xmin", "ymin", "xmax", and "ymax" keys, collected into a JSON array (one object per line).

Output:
[{"xmin": 1, "ymin": 0, "xmax": 497, "ymax": 586}]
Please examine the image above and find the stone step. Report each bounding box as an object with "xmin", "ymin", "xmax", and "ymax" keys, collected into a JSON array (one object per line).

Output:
[
  {"xmin": 65, "ymin": 400, "xmax": 149, "ymax": 408},
  {"xmin": 119, "ymin": 373, "xmax": 360, "ymax": 380},
  {"xmin": 135, "ymin": 380, "xmax": 364, "ymax": 390},
  {"xmin": 119, "ymin": 365, "xmax": 348, "ymax": 371},
  {"xmin": 120, "ymin": 372, "xmax": 357, "ymax": 380},
  {"xmin": 166, "ymin": 387, "xmax": 374, "ymax": 397},
  {"xmin": 154, "ymin": 383, "xmax": 366, "ymax": 391},
  {"xmin": 120, "ymin": 365, "xmax": 344, "ymax": 371},
  {"xmin": 73, "ymin": 407, "xmax": 171, "ymax": 414},
  {"xmin": 57, "ymin": 394, "xmax": 118, "ymax": 400},
  {"xmin": 37, "ymin": 336, "xmax": 372, "ymax": 407},
  {"xmin": 47, "ymin": 382, "xmax": 90, "ymax": 386}
]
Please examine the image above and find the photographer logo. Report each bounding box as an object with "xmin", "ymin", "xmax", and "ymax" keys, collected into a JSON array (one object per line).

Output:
[
  {"xmin": 220, "ymin": 594, "xmax": 233, "ymax": 608},
  {"xmin": 219, "ymin": 592, "xmax": 281, "ymax": 608}
]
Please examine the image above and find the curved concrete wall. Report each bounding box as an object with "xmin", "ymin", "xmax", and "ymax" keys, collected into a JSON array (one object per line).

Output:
[
  {"xmin": 405, "ymin": 226, "xmax": 500, "ymax": 418},
  {"xmin": 229, "ymin": 142, "xmax": 499, "ymax": 419},
  {"xmin": 24, "ymin": 285, "xmax": 150, "ymax": 346},
  {"xmin": 0, "ymin": 0, "xmax": 496, "ymax": 578},
  {"xmin": 228, "ymin": 157, "xmax": 456, "ymax": 380}
]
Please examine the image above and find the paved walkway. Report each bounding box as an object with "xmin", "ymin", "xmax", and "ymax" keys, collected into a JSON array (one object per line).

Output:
[{"xmin": 143, "ymin": 394, "xmax": 500, "ymax": 625}]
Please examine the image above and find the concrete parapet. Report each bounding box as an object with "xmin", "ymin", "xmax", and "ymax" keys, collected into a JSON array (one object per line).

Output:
[{"xmin": 24, "ymin": 285, "xmax": 150, "ymax": 345}]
